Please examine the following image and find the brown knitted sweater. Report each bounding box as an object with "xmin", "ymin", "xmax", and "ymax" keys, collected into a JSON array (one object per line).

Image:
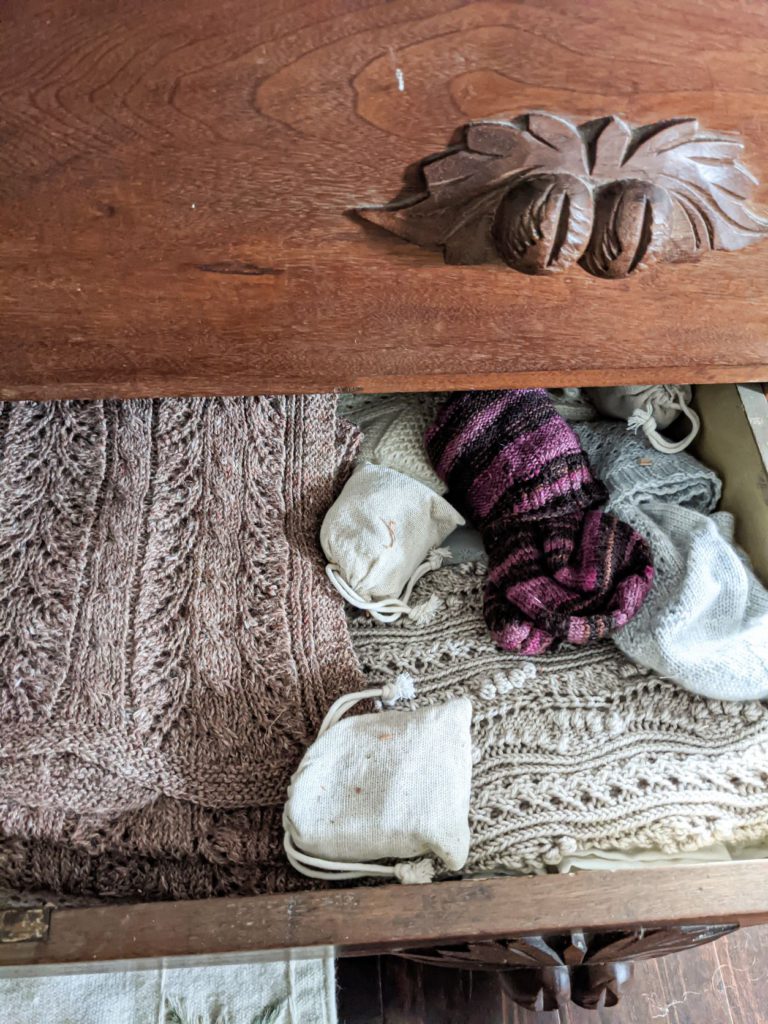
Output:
[{"xmin": 0, "ymin": 396, "xmax": 363, "ymax": 901}]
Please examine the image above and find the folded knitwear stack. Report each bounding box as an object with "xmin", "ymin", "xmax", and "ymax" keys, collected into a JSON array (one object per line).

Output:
[
  {"xmin": 348, "ymin": 563, "xmax": 768, "ymax": 874},
  {"xmin": 0, "ymin": 396, "xmax": 366, "ymax": 903},
  {"xmin": 336, "ymin": 391, "xmax": 768, "ymax": 701},
  {"xmin": 340, "ymin": 388, "xmax": 768, "ymax": 876}
]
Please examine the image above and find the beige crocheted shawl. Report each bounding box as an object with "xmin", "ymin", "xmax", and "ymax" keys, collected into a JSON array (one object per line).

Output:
[
  {"xmin": 0, "ymin": 397, "xmax": 362, "ymax": 901},
  {"xmin": 350, "ymin": 563, "xmax": 768, "ymax": 875}
]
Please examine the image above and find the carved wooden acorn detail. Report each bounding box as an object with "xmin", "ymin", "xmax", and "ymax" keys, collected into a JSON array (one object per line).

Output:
[{"xmin": 356, "ymin": 113, "xmax": 768, "ymax": 279}]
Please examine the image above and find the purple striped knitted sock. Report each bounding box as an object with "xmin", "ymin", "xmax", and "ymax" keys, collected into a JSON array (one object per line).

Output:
[{"xmin": 425, "ymin": 389, "xmax": 654, "ymax": 654}]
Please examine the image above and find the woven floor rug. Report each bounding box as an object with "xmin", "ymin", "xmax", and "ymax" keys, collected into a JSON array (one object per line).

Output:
[{"xmin": 0, "ymin": 396, "xmax": 362, "ymax": 901}]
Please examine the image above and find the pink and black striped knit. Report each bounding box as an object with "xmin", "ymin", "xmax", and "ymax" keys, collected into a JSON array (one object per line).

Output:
[{"xmin": 425, "ymin": 389, "xmax": 654, "ymax": 654}]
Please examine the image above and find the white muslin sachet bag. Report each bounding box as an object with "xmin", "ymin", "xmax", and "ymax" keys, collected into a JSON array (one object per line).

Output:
[
  {"xmin": 321, "ymin": 462, "xmax": 464, "ymax": 623},
  {"xmin": 585, "ymin": 385, "xmax": 700, "ymax": 454},
  {"xmin": 283, "ymin": 675, "xmax": 473, "ymax": 884}
]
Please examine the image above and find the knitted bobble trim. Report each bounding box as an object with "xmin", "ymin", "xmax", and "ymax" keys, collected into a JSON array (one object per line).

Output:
[{"xmin": 349, "ymin": 562, "xmax": 768, "ymax": 878}]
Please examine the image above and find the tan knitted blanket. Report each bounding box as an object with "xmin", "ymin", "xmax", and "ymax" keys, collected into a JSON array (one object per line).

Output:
[
  {"xmin": 350, "ymin": 563, "xmax": 768, "ymax": 874},
  {"xmin": 0, "ymin": 397, "xmax": 362, "ymax": 901}
]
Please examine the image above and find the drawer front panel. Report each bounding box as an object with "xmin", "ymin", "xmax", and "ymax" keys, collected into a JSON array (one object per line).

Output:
[{"xmin": 2, "ymin": 0, "xmax": 768, "ymax": 398}]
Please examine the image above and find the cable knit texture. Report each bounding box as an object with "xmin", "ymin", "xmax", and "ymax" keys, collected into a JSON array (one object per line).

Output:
[
  {"xmin": 350, "ymin": 563, "xmax": 768, "ymax": 874},
  {"xmin": 0, "ymin": 397, "xmax": 364, "ymax": 902},
  {"xmin": 425, "ymin": 390, "xmax": 654, "ymax": 653}
]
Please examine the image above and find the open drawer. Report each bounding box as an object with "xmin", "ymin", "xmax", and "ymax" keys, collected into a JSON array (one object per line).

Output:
[
  {"xmin": 3, "ymin": 0, "xmax": 768, "ymax": 1012},
  {"xmin": 1, "ymin": 381, "xmax": 767, "ymax": 1020}
]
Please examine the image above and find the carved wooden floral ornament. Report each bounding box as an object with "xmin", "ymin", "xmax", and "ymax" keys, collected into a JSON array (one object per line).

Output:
[{"xmin": 356, "ymin": 113, "xmax": 768, "ymax": 278}]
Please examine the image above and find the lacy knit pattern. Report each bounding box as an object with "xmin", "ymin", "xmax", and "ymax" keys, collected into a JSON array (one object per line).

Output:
[
  {"xmin": 350, "ymin": 563, "xmax": 768, "ymax": 875},
  {"xmin": 0, "ymin": 397, "xmax": 363, "ymax": 902}
]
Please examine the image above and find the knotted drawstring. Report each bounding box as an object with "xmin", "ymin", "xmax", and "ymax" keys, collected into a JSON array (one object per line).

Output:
[
  {"xmin": 283, "ymin": 673, "xmax": 436, "ymax": 885},
  {"xmin": 283, "ymin": 835, "xmax": 435, "ymax": 883},
  {"xmin": 326, "ymin": 548, "xmax": 451, "ymax": 623},
  {"xmin": 318, "ymin": 673, "xmax": 415, "ymax": 736},
  {"xmin": 627, "ymin": 389, "xmax": 700, "ymax": 454}
]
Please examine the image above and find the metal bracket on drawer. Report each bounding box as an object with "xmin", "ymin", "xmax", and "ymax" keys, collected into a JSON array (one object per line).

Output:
[{"xmin": 0, "ymin": 908, "xmax": 50, "ymax": 943}]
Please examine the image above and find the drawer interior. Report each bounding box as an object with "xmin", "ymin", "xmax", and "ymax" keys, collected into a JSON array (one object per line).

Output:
[
  {"xmin": 692, "ymin": 384, "xmax": 768, "ymax": 586},
  {"xmin": 1, "ymin": 382, "xmax": 767, "ymax": 925},
  {"xmin": 340, "ymin": 382, "xmax": 768, "ymax": 879}
]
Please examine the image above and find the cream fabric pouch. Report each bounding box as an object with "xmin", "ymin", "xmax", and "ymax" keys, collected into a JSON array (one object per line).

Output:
[
  {"xmin": 283, "ymin": 676, "xmax": 473, "ymax": 884},
  {"xmin": 320, "ymin": 462, "xmax": 464, "ymax": 622},
  {"xmin": 585, "ymin": 385, "xmax": 699, "ymax": 453}
]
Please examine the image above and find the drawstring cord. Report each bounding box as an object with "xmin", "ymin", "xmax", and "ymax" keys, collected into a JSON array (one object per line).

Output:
[
  {"xmin": 325, "ymin": 548, "xmax": 450, "ymax": 623},
  {"xmin": 318, "ymin": 674, "xmax": 415, "ymax": 736},
  {"xmin": 627, "ymin": 391, "xmax": 700, "ymax": 454},
  {"xmin": 283, "ymin": 834, "xmax": 434, "ymax": 884},
  {"xmin": 283, "ymin": 674, "xmax": 436, "ymax": 885}
]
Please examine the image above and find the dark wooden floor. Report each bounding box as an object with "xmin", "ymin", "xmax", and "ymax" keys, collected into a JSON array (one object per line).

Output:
[{"xmin": 338, "ymin": 926, "xmax": 766, "ymax": 1023}]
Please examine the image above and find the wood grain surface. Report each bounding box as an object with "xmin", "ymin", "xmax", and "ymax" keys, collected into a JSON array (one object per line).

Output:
[
  {"xmin": 338, "ymin": 924, "xmax": 768, "ymax": 1023},
  {"xmin": 2, "ymin": 0, "xmax": 768, "ymax": 398},
  {"xmin": 0, "ymin": 862, "xmax": 767, "ymax": 972}
]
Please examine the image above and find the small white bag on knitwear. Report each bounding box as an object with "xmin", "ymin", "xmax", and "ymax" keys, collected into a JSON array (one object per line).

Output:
[
  {"xmin": 321, "ymin": 462, "xmax": 464, "ymax": 623},
  {"xmin": 585, "ymin": 385, "xmax": 700, "ymax": 453},
  {"xmin": 283, "ymin": 676, "xmax": 473, "ymax": 884}
]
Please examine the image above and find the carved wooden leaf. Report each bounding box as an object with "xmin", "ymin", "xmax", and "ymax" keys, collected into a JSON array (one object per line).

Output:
[
  {"xmin": 590, "ymin": 116, "xmax": 634, "ymax": 176},
  {"xmin": 356, "ymin": 112, "xmax": 768, "ymax": 277},
  {"xmin": 395, "ymin": 925, "xmax": 738, "ymax": 1013},
  {"xmin": 358, "ymin": 113, "xmax": 590, "ymax": 267},
  {"xmin": 562, "ymin": 929, "xmax": 589, "ymax": 966},
  {"xmin": 399, "ymin": 935, "xmax": 564, "ymax": 970},
  {"xmin": 584, "ymin": 924, "xmax": 738, "ymax": 964},
  {"xmin": 618, "ymin": 122, "xmax": 768, "ymax": 253}
]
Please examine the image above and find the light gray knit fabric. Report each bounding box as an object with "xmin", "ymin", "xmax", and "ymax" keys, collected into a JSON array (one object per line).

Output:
[
  {"xmin": 339, "ymin": 393, "xmax": 446, "ymax": 494},
  {"xmin": 612, "ymin": 502, "xmax": 768, "ymax": 701},
  {"xmin": 350, "ymin": 563, "xmax": 768, "ymax": 874},
  {"xmin": 574, "ymin": 420, "xmax": 721, "ymax": 512},
  {"xmin": 575, "ymin": 420, "xmax": 767, "ymax": 699}
]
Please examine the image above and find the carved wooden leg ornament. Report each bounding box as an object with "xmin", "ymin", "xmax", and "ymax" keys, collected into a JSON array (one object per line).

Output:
[{"xmin": 396, "ymin": 924, "xmax": 737, "ymax": 1012}]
